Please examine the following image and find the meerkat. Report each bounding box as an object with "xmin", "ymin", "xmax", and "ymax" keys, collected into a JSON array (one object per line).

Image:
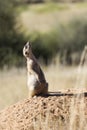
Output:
[{"xmin": 23, "ymin": 42, "xmax": 48, "ymax": 98}]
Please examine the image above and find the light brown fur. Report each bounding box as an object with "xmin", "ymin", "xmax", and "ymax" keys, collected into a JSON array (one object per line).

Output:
[{"xmin": 23, "ymin": 42, "xmax": 48, "ymax": 97}]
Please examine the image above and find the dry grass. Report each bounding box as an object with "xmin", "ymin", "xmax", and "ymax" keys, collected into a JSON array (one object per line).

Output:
[
  {"xmin": 45, "ymin": 65, "xmax": 77, "ymax": 91},
  {"xmin": 0, "ymin": 65, "xmax": 80, "ymax": 110},
  {"xmin": 0, "ymin": 68, "xmax": 27, "ymax": 110}
]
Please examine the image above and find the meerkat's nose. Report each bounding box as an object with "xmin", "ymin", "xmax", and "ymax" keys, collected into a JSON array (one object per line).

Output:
[{"xmin": 26, "ymin": 41, "xmax": 29, "ymax": 46}]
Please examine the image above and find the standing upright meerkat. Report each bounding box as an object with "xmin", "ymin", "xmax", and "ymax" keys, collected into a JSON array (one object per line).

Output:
[{"xmin": 23, "ymin": 42, "xmax": 48, "ymax": 98}]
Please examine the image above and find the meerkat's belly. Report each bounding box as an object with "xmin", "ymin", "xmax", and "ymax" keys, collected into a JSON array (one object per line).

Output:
[{"xmin": 27, "ymin": 74, "xmax": 39, "ymax": 90}]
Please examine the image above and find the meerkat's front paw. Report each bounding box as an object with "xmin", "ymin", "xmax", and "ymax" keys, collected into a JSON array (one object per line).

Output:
[{"xmin": 28, "ymin": 90, "xmax": 36, "ymax": 98}]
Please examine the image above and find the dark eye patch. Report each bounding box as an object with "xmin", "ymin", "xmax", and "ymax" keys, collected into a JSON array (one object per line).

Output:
[{"xmin": 25, "ymin": 45, "xmax": 28, "ymax": 49}]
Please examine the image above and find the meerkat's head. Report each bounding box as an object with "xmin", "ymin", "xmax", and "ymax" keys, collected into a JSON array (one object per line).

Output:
[{"xmin": 23, "ymin": 41, "xmax": 32, "ymax": 58}]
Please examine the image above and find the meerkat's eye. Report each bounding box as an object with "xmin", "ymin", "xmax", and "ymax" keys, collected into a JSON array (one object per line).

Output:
[{"xmin": 25, "ymin": 45, "xmax": 28, "ymax": 49}]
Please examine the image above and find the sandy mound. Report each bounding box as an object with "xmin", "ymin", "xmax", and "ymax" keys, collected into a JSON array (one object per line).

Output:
[{"xmin": 0, "ymin": 90, "xmax": 87, "ymax": 130}]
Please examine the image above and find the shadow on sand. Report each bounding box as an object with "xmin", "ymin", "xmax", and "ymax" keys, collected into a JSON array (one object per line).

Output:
[{"xmin": 42, "ymin": 91, "xmax": 87, "ymax": 97}]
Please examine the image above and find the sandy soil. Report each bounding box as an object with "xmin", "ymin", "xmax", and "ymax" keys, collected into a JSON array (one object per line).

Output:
[{"xmin": 0, "ymin": 89, "xmax": 87, "ymax": 130}]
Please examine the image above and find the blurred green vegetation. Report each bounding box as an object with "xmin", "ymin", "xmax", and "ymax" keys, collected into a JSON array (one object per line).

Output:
[
  {"xmin": 0, "ymin": 0, "xmax": 26, "ymax": 68},
  {"xmin": 0, "ymin": 1, "xmax": 87, "ymax": 68},
  {"xmin": 14, "ymin": 0, "xmax": 87, "ymax": 4},
  {"xmin": 28, "ymin": 17, "xmax": 87, "ymax": 65},
  {"xmin": 16, "ymin": 3, "xmax": 69, "ymax": 14},
  {"xmin": 31, "ymin": 3, "xmax": 69, "ymax": 13}
]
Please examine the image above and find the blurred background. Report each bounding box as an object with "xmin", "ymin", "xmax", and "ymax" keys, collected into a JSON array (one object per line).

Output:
[{"xmin": 0, "ymin": 0, "xmax": 87, "ymax": 110}]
